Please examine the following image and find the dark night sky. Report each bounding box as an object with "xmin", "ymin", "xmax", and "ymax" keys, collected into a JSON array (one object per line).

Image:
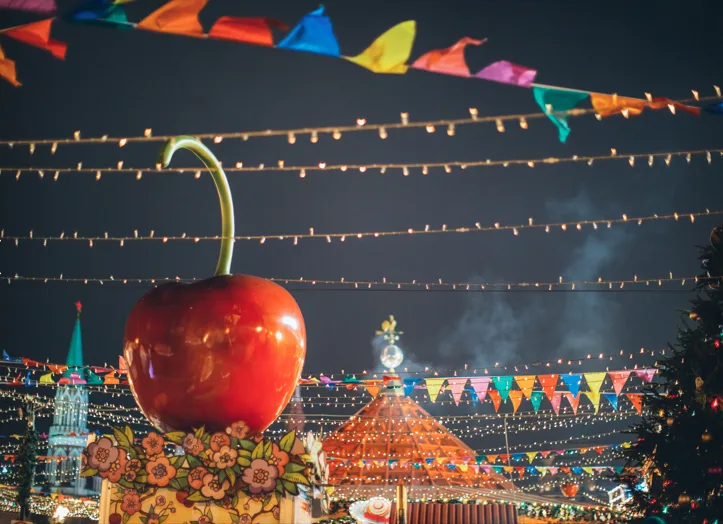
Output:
[{"xmin": 1, "ymin": 0, "xmax": 723, "ymax": 384}]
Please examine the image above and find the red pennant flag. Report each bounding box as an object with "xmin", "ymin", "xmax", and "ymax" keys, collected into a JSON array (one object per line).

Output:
[
  {"xmin": 2, "ymin": 19, "xmax": 67, "ymax": 60},
  {"xmin": 0, "ymin": 44, "xmax": 20, "ymax": 86},
  {"xmin": 538, "ymin": 374, "xmax": 559, "ymax": 401},
  {"xmin": 627, "ymin": 393, "xmax": 643, "ymax": 414},
  {"xmin": 648, "ymin": 97, "xmax": 700, "ymax": 116},
  {"xmin": 608, "ymin": 371, "xmax": 631, "ymax": 396},
  {"xmin": 411, "ymin": 37, "xmax": 485, "ymax": 77},
  {"xmin": 565, "ymin": 392, "xmax": 580, "ymax": 415},
  {"xmin": 634, "ymin": 368, "xmax": 656, "ymax": 383},
  {"xmin": 208, "ymin": 16, "xmax": 287, "ymax": 46}
]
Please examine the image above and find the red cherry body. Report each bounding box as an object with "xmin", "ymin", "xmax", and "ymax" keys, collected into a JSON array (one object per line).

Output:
[{"xmin": 124, "ymin": 274, "xmax": 306, "ymax": 434}]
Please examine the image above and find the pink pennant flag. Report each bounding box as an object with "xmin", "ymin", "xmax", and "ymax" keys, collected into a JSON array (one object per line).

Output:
[
  {"xmin": 446, "ymin": 378, "xmax": 468, "ymax": 405},
  {"xmin": 634, "ymin": 368, "xmax": 657, "ymax": 383},
  {"xmin": 470, "ymin": 465, "xmax": 479, "ymax": 474},
  {"xmin": 469, "ymin": 376, "xmax": 490, "ymax": 401},
  {"xmin": 548, "ymin": 467, "xmax": 558, "ymax": 476},
  {"xmin": 0, "ymin": 0, "xmax": 56, "ymax": 14},
  {"xmin": 475, "ymin": 60, "xmax": 537, "ymax": 87},
  {"xmin": 550, "ymin": 392, "xmax": 563, "ymax": 415},
  {"xmin": 608, "ymin": 370, "xmax": 631, "ymax": 396},
  {"xmin": 481, "ymin": 465, "xmax": 492, "ymax": 474},
  {"xmin": 411, "ymin": 37, "xmax": 486, "ymax": 77},
  {"xmin": 539, "ymin": 451, "xmax": 551, "ymax": 458},
  {"xmin": 565, "ymin": 392, "xmax": 580, "ymax": 415}
]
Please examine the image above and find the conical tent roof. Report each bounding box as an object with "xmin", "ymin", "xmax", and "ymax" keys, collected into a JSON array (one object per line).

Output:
[{"xmin": 323, "ymin": 380, "xmax": 515, "ymax": 495}]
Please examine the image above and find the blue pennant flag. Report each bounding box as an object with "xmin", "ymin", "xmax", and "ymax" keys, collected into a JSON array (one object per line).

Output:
[
  {"xmin": 403, "ymin": 378, "xmax": 421, "ymax": 397},
  {"xmin": 2, "ymin": 350, "xmax": 22, "ymax": 363},
  {"xmin": 69, "ymin": 0, "xmax": 133, "ymax": 29},
  {"xmin": 572, "ymin": 467, "xmax": 583, "ymax": 475},
  {"xmin": 277, "ymin": 6, "xmax": 340, "ymax": 57},
  {"xmin": 561, "ymin": 374, "xmax": 582, "ymax": 398},
  {"xmin": 603, "ymin": 393, "xmax": 619, "ymax": 410},
  {"xmin": 704, "ymin": 102, "xmax": 723, "ymax": 114}
]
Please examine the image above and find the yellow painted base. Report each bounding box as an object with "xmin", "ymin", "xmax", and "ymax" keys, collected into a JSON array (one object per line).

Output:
[{"xmin": 98, "ymin": 480, "xmax": 311, "ymax": 524}]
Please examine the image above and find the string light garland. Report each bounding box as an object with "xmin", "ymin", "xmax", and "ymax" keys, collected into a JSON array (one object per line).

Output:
[
  {"xmin": 3, "ymin": 147, "xmax": 721, "ymax": 180},
  {"xmin": 0, "ymin": 93, "xmax": 717, "ymax": 150},
  {"xmin": 0, "ymin": 273, "xmax": 706, "ymax": 291},
  {"xmin": 1, "ymin": 209, "xmax": 717, "ymax": 248}
]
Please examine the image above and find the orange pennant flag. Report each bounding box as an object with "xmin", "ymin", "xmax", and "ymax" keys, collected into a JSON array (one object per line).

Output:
[
  {"xmin": 538, "ymin": 374, "xmax": 559, "ymax": 401},
  {"xmin": 488, "ymin": 389, "xmax": 502, "ymax": 412},
  {"xmin": 565, "ymin": 392, "xmax": 580, "ymax": 415},
  {"xmin": 2, "ymin": 19, "xmax": 67, "ymax": 60},
  {"xmin": 365, "ymin": 385, "xmax": 380, "ymax": 398},
  {"xmin": 486, "ymin": 454, "xmax": 498, "ymax": 464},
  {"xmin": 46, "ymin": 364, "xmax": 67, "ymax": 374},
  {"xmin": 590, "ymin": 93, "xmax": 646, "ymax": 117},
  {"xmin": 0, "ymin": 45, "xmax": 20, "ymax": 87},
  {"xmin": 137, "ymin": 0, "xmax": 207, "ymax": 38},
  {"xmin": 411, "ymin": 37, "xmax": 485, "ymax": 77},
  {"xmin": 508, "ymin": 390, "xmax": 523, "ymax": 413},
  {"xmin": 627, "ymin": 393, "xmax": 643, "ymax": 414},
  {"xmin": 513, "ymin": 375, "xmax": 536, "ymax": 399},
  {"xmin": 208, "ymin": 17, "xmax": 287, "ymax": 46}
]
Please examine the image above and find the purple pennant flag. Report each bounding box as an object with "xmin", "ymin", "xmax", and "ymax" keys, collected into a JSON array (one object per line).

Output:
[
  {"xmin": 0, "ymin": 0, "xmax": 57, "ymax": 14},
  {"xmin": 475, "ymin": 60, "xmax": 537, "ymax": 88}
]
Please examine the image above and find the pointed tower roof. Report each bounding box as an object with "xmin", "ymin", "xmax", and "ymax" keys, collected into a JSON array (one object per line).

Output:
[
  {"xmin": 323, "ymin": 379, "xmax": 515, "ymax": 498},
  {"xmin": 63, "ymin": 302, "xmax": 84, "ymax": 378}
]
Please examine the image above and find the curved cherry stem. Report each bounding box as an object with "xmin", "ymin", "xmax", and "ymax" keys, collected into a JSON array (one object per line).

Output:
[{"xmin": 159, "ymin": 136, "xmax": 234, "ymax": 276}]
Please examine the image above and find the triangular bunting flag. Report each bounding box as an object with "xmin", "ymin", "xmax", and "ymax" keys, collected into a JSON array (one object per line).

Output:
[
  {"xmin": 626, "ymin": 393, "xmax": 643, "ymax": 414},
  {"xmin": 277, "ymin": 6, "xmax": 339, "ymax": 56},
  {"xmin": 530, "ymin": 391, "xmax": 544, "ymax": 413},
  {"xmin": 548, "ymin": 467, "xmax": 559, "ymax": 476},
  {"xmin": 603, "ymin": 392, "xmax": 618, "ymax": 411},
  {"xmin": 608, "ymin": 370, "xmax": 631, "ymax": 396},
  {"xmin": 585, "ymin": 391, "xmax": 601, "ymax": 413},
  {"xmin": 508, "ymin": 390, "xmax": 523, "ymax": 413},
  {"xmin": 403, "ymin": 378, "xmax": 421, "ymax": 397},
  {"xmin": 365, "ymin": 385, "xmax": 380, "ymax": 398},
  {"xmin": 488, "ymin": 389, "xmax": 502, "ymax": 412},
  {"xmin": 39, "ymin": 372, "xmax": 54, "ymax": 384},
  {"xmin": 584, "ymin": 372, "xmax": 607, "ymax": 393},
  {"xmin": 345, "ymin": 21, "xmax": 416, "ymax": 74},
  {"xmin": 561, "ymin": 374, "xmax": 582, "ymax": 398},
  {"xmin": 565, "ymin": 392, "xmax": 580, "ymax": 415},
  {"xmin": 136, "ymin": 0, "xmax": 207, "ymax": 38},
  {"xmin": 411, "ymin": 37, "xmax": 485, "ymax": 77},
  {"xmin": 469, "ymin": 377, "xmax": 490, "ymax": 401},
  {"xmin": 0, "ymin": 0, "xmax": 56, "ymax": 14},
  {"xmin": 209, "ymin": 17, "xmax": 287, "ymax": 46},
  {"xmin": 0, "ymin": 44, "xmax": 20, "ymax": 86},
  {"xmin": 514, "ymin": 375, "xmax": 536, "ymax": 399},
  {"xmin": 70, "ymin": 0, "xmax": 133, "ymax": 29},
  {"xmin": 525, "ymin": 451, "xmax": 537, "ymax": 464},
  {"xmin": 492, "ymin": 376, "xmax": 514, "ymax": 401},
  {"xmin": 475, "ymin": 60, "xmax": 537, "ymax": 87},
  {"xmin": 532, "ymin": 86, "xmax": 589, "ymax": 143},
  {"xmin": 424, "ymin": 378, "xmax": 445, "ymax": 403},
  {"xmin": 2, "ymin": 19, "xmax": 66, "ymax": 59},
  {"xmin": 634, "ymin": 368, "xmax": 657, "ymax": 383},
  {"xmin": 446, "ymin": 378, "xmax": 468, "ymax": 406},
  {"xmin": 590, "ymin": 93, "xmax": 647, "ymax": 117},
  {"xmin": 538, "ymin": 374, "xmax": 559, "ymax": 401},
  {"xmin": 550, "ymin": 392, "xmax": 563, "ymax": 415},
  {"xmin": 486, "ymin": 455, "xmax": 498, "ymax": 464}
]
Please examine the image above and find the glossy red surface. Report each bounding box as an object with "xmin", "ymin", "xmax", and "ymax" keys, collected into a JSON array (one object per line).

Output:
[
  {"xmin": 560, "ymin": 483, "xmax": 579, "ymax": 497},
  {"xmin": 123, "ymin": 275, "xmax": 306, "ymax": 434}
]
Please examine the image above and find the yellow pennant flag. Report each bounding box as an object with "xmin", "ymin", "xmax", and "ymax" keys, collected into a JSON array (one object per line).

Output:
[
  {"xmin": 525, "ymin": 451, "xmax": 537, "ymax": 464},
  {"xmin": 424, "ymin": 378, "xmax": 445, "ymax": 403},
  {"xmin": 585, "ymin": 391, "xmax": 601, "ymax": 413},
  {"xmin": 584, "ymin": 372, "xmax": 607, "ymax": 393},
  {"xmin": 457, "ymin": 464, "xmax": 468, "ymax": 472},
  {"xmin": 514, "ymin": 375, "xmax": 536, "ymax": 399},
  {"xmin": 39, "ymin": 373, "xmax": 54, "ymax": 384},
  {"xmin": 345, "ymin": 21, "xmax": 416, "ymax": 74},
  {"xmin": 582, "ymin": 466, "xmax": 594, "ymax": 475}
]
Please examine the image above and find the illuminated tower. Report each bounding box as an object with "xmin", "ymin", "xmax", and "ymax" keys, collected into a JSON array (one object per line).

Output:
[
  {"xmin": 45, "ymin": 302, "xmax": 99, "ymax": 495},
  {"xmin": 286, "ymin": 386, "xmax": 305, "ymax": 433}
]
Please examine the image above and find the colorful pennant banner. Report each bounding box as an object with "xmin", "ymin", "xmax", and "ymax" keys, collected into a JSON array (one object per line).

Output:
[{"xmin": 0, "ymin": 3, "xmax": 707, "ymax": 143}]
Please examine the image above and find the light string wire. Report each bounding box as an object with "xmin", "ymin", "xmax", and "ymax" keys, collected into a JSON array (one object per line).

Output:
[
  {"xmin": 4, "ymin": 147, "xmax": 722, "ymax": 179},
  {"xmin": 1, "ymin": 208, "xmax": 716, "ymax": 247},
  {"xmin": 0, "ymin": 93, "xmax": 718, "ymax": 149},
  {"xmin": 0, "ymin": 273, "xmax": 707, "ymax": 291}
]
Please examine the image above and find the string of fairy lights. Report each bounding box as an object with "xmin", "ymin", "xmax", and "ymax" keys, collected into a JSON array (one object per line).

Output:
[
  {"xmin": 0, "ymin": 90, "xmax": 718, "ymax": 149},
  {"xmin": 0, "ymin": 272, "xmax": 708, "ymax": 292},
  {"xmin": 0, "ymin": 208, "xmax": 716, "ymax": 248},
  {"xmin": 2, "ymin": 147, "xmax": 721, "ymax": 181}
]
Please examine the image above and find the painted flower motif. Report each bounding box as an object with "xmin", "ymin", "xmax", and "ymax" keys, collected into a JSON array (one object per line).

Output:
[
  {"xmin": 155, "ymin": 495, "xmax": 166, "ymax": 507},
  {"xmin": 241, "ymin": 458, "xmax": 278, "ymax": 494},
  {"xmin": 239, "ymin": 515, "xmax": 252, "ymax": 524},
  {"xmin": 125, "ymin": 459, "xmax": 141, "ymax": 473},
  {"xmin": 201, "ymin": 473, "xmax": 230, "ymax": 500},
  {"xmin": 212, "ymin": 445, "xmax": 238, "ymax": 469},
  {"xmin": 123, "ymin": 470, "xmax": 136, "ymax": 483},
  {"xmin": 252, "ymin": 433, "xmax": 264, "ymax": 443},
  {"xmin": 100, "ymin": 449, "xmax": 128, "ymax": 483},
  {"xmin": 198, "ymin": 517, "xmax": 211, "ymax": 524},
  {"xmin": 120, "ymin": 490, "xmax": 140, "ymax": 515},
  {"xmin": 188, "ymin": 466, "xmax": 209, "ymax": 490},
  {"xmin": 209, "ymin": 432, "xmax": 231, "ymax": 452},
  {"xmin": 142, "ymin": 432, "xmax": 164, "ymax": 457},
  {"xmin": 146, "ymin": 514, "xmax": 160, "ymax": 524},
  {"xmin": 226, "ymin": 421, "xmax": 250, "ymax": 440},
  {"xmin": 269, "ymin": 444, "xmax": 290, "ymax": 475},
  {"xmin": 145, "ymin": 456, "xmax": 177, "ymax": 487},
  {"xmin": 86, "ymin": 437, "xmax": 119, "ymax": 472},
  {"xmin": 182, "ymin": 434, "xmax": 204, "ymax": 456},
  {"xmin": 221, "ymin": 496, "xmax": 233, "ymax": 510},
  {"xmin": 272, "ymin": 507, "xmax": 280, "ymax": 520}
]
